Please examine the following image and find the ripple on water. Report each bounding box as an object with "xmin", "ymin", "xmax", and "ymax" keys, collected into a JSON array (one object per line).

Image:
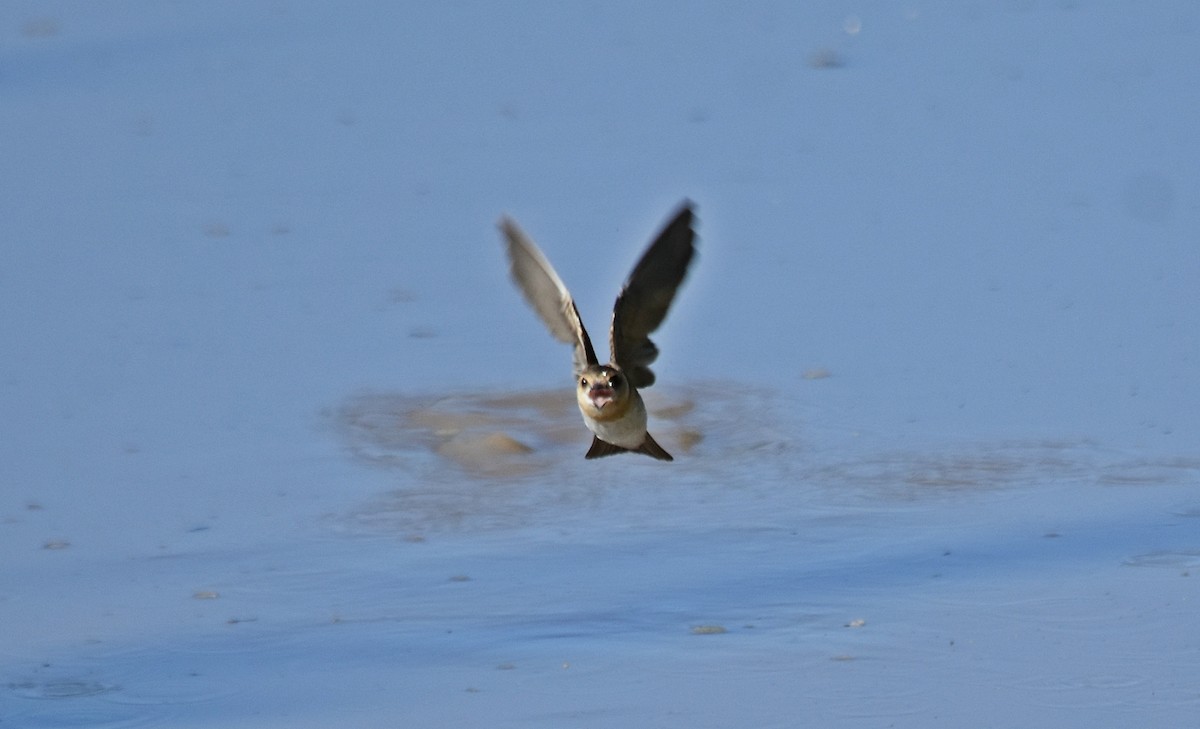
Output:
[
  {"xmin": 1123, "ymin": 549, "xmax": 1200, "ymax": 569},
  {"xmin": 330, "ymin": 383, "xmax": 799, "ymax": 535},
  {"xmin": 8, "ymin": 677, "xmax": 119, "ymax": 700},
  {"xmin": 5, "ymin": 642, "xmax": 245, "ymax": 728},
  {"xmin": 332, "ymin": 383, "xmax": 788, "ymax": 479},
  {"xmin": 329, "ymin": 386, "xmax": 1200, "ymax": 539},
  {"xmin": 4, "ymin": 669, "xmax": 142, "ymax": 729}
]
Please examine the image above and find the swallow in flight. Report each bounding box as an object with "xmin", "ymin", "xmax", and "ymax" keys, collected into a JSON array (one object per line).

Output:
[{"xmin": 499, "ymin": 202, "xmax": 697, "ymax": 461}]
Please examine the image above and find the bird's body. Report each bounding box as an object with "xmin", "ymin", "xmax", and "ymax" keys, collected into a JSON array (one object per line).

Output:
[{"xmin": 499, "ymin": 202, "xmax": 697, "ymax": 461}]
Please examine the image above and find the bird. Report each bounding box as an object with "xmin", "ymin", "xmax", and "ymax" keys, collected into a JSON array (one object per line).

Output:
[{"xmin": 498, "ymin": 201, "xmax": 697, "ymax": 461}]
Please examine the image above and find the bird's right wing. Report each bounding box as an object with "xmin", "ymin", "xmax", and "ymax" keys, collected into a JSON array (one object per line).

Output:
[{"xmin": 499, "ymin": 216, "xmax": 598, "ymax": 375}]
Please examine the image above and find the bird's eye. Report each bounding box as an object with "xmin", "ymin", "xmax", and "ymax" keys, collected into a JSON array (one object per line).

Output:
[
  {"xmin": 580, "ymin": 377, "xmax": 588, "ymax": 388},
  {"xmin": 609, "ymin": 374, "xmax": 621, "ymax": 387}
]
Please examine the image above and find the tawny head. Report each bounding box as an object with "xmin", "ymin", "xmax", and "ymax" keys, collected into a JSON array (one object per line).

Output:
[{"xmin": 576, "ymin": 365, "xmax": 631, "ymax": 421}]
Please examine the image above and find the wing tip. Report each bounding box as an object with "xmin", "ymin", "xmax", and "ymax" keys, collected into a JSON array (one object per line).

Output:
[
  {"xmin": 638, "ymin": 432, "xmax": 674, "ymax": 461},
  {"xmin": 585, "ymin": 436, "xmax": 625, "ymax": 459}
]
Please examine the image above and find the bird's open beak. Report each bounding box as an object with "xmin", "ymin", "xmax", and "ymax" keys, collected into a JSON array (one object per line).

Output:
[{"xmin": 588, "ymin": 384, "xmax": 616, "ymax": 409}]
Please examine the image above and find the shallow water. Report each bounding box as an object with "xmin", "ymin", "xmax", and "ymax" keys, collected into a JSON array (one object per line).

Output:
[
  {"xmin": 3, "ymin": 1, "xmax": 1198, "ymax": 726},
  {"xmin": 8, "ymin": 387, "xmax": 1198, "ymax": 726}
]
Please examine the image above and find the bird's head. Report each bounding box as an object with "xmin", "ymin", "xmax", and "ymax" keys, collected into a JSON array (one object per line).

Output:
[{"xmin": 576, "ymin": 365, "xmax": 630, "ymax": 420}]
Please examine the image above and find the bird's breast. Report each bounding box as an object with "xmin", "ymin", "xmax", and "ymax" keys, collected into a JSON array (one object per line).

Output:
[{"xmin": 579, "ymin": 390, "xmax": 648, "ymax": 449}]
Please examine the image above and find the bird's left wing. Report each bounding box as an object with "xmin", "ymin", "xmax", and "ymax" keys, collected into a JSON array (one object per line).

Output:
[
  {"xmin": 500, "ymin": 216, "xmax": 598, "ymax": 375},
  {"xmin": 610, "ymin": 202, "xmax": 698, "ymax": 388}
]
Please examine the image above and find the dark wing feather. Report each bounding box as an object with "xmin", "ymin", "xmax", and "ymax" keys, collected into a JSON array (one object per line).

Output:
[
  {"xmin": 585, "ymin": 434, "xmax": 674, "ymax": 461},
  {"xmin": 637, "ymin": 432, "xmax": 674, "ymax": 461},
  {"xmin": 609, "ymin": 201, "xmax": 697, "ymax": 388},
  {"xmin": 499, "ymin": 216, "xmax": 598, "ymax": 375},
  {"xmin": 585, "ymin": 436, "xmax": 626, "ymax": 459}
]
